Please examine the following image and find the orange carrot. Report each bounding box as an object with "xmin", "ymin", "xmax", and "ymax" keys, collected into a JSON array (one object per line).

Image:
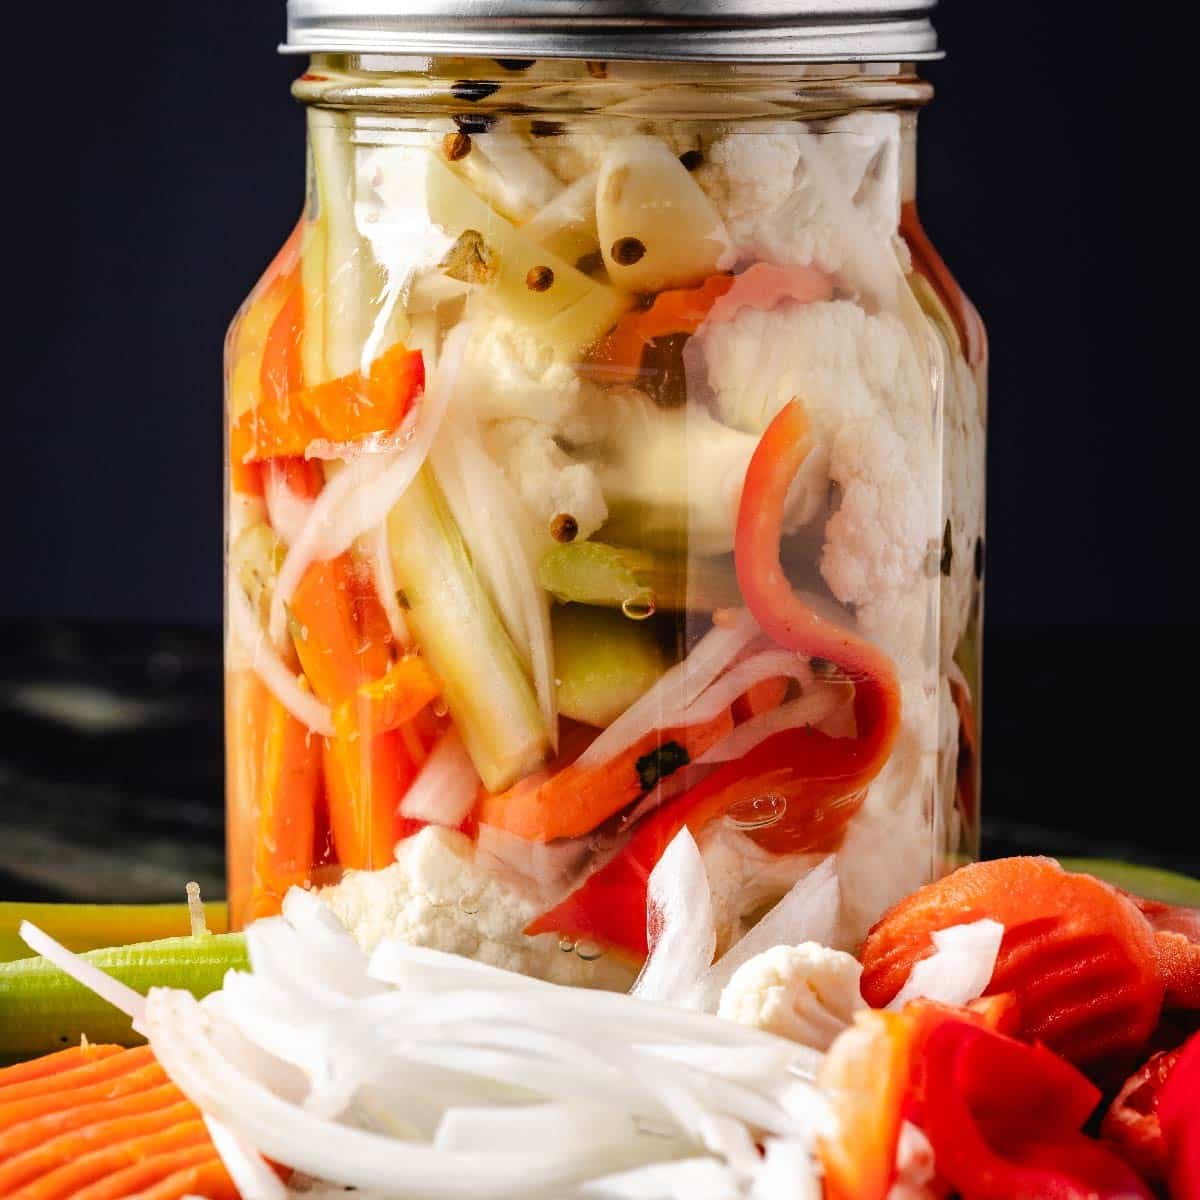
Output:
[
  {"xmin": 333, "ymin": 654, "xmax": 440, "ymax": 743},
  {"xmin": 0, "ymin": 1058, "xmax": 167, "ymax": 1129},
  {"xmin": 732, "ymin": 676, "xmax": 790, "ymax": 722},
  {"xmin": 0, "ymin": 1082, "xmax": 182, "ymax": 1160},
  {"xmin": 69, "ymin": 1143, "xmax": 226, "ymax": 1200},
  {"xmin": 0, "ymin": 1045, "xmax": 156, "ymax": 1105},
  {"xmin": 478, "ymin": 708, "xmax": 734, "ymax": 843},
  {"xmin": 126, "ymin": 1156, "xmax": 240, "ymax": 1200},
  {"xmin": 0, "ymin": 1043, "xmax": 123, "ymax": 1090},
  {"xmin": 704, "ymin": 261, "xmax": 833, "ymax": 324},
  {"xmin": 291, "ymin": 555, "xmax": 417, "ymax": 870},
  {"xmin": 860, "ymin": 858, "xmax": 1166, "ymax": 1067},
  {"xmin": 7, "ymin": 1110, "xmax": 206, "ymax": 1198},
  {"xmin": 250, "ymin": 692, "xmax": 322, "ymax": 919},
  {"xmin": 226, "ymin": 670, "xmax": 271, "ymax": 930}
]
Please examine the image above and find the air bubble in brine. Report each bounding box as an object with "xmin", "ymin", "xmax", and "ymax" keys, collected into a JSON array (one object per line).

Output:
[
  {"xmin": 575, "ymin": 940, "xmax": 603, "ymax": 961},
  {"xmin": 621, "ymin": 591, "xmax": 657, "ymax": 621},
  {"xmin": 458, "ymin": 895, "xmax": 480, "ymax": 915},
  {"xmin": 558, "ymin": 937, "xmax": 577, "ymax": 953},
  {"xmin": 726, "ymin": 791, "xmax": 788, "ymax": 830}
]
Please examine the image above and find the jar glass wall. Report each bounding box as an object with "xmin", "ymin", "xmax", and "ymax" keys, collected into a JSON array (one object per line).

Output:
[{"xmin": 224, "ymin": 57, "xmax": 985, "ymax": 983}]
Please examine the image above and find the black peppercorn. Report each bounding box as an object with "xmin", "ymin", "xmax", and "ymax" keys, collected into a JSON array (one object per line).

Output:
[
  {"xmin": 443, "ymin": 131, "xmax": 471, "ymax": 161},
  {"xmin": 526, "ymin": 265, "xmax": 555, "ymax": 292},
  {"xmin": 611, "ymin": 237, "xmax": 646, "ymax": 266},
  {"xmin": 550, "ymin": 514, "xmax": 579, "ymax": 543}
]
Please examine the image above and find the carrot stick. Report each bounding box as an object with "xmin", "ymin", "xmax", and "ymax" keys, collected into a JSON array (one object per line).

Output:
[
  {"xmin": 69, "ymin": 1143, "xmax": 221, "ymax": 1200},
  {"xmin": 226, "ymin": 670, "xmax": 270, "ymax": 930},
  {"xmin": 0, "ymin": 1082, "xmax": 182, "ymax": 1160},
  {"xmin": 478, "ymin": 707, "xmax": 734, "ymax": 843},
  {"xmin": 4, "ymin": 1106, "xmax": 202, "ymax": 1197},
  {"xmin": 126, "ymin": 1156, "xmax": 239, "ymax": 1200},
  {"xmin": 333, "ymin": 654, "xmax": 440, "ymax": 742},
  {"xmin": 250, "ymin": 693, "xmax": 322, "ymax": 919},
  {"xmin": 0, "ymin": 1043, "xmax": 123, "ymax": 1089},
  {"xmin": 0, "ymin": 1045, "xmax": 156, "ymax": 1104},
  {"xmin": 0, "ymin": 1059, "xmax": 167, "ymax": 1129}
]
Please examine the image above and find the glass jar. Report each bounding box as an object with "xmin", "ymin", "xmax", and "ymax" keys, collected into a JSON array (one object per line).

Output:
[{"xmin": 224, "ymin": 4, "xmax": 986, "ymax": 990}]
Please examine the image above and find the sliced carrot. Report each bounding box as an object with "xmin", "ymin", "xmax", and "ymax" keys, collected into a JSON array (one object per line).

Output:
[
  {"xmin": 0, "ymin": 1082, "xmax": 182, "ymax": 1160},
  {"xmin": 0, "ymin": 1044, "xmax": 156, "ymax": 1105},
  {"xmin": 250, "ymin": 692, "xmax": 322, "ymax": 919},
  {"xmin": 817, "ymin": 1009, "xmax": 912, "ymax": 1200},
  {"xmin": 333, "ymin": 654, "xmax": 440, "ymax": 743},
  {"xmin": 0, "ymin": 1058, "xmax": 167, "ymax": 1129},
  {"xmin": 478, "ymin": 707, "xmax": 734, "ymax": 843},
  {"xmin": 7, "ymin": 1109, "xmax": 205, "ymax": 1198},
  {"xmin": 226, "ymin": 669, "xmax": 271, "ymax": 930},
  {"xmin": 69, "ymin": 1142, "xmax": 223, "ymax": 1200},
  {"xmin": 126, "ymin": 1156, "xmax": 239, "ymax": 1200},
  {"xmin": 860, "ymin": 857, "xmax": 1165, "ymax": 1066},
  {"xmin": 1125, "ymin": 895, "xmax": 1200, "ymax": 1010},
  {"xmin": 732, "ymin": 676, "xmax": 790, "ymax": 722},
  {"xmin": 586, "ymin": 273, "xmax": 735, "ymax": 383},
  {"xmin": 0, "ymin": 1043, "xmax": 124, "ymax": 1090},
  {"xmin": 323, "ymin": 728, "xmax": 416, "ymax": 870}
]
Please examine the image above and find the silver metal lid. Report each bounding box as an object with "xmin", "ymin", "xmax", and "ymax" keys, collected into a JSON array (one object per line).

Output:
[{"xmin": 282, "ymin": 1, "xmax": 942, "ymax": 63}]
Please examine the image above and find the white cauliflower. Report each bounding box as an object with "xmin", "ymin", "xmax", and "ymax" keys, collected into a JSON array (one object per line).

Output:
[
  {"xmin": 695, "ymin": 112, "xmax": 903, "ymax": 274},
  {"xmin": 320, "ymin": 826, "xmax": 636, "ymax": 990},
  {"xmin": 701, "ymin": 298, "xmax": 937, "ymax": 665},
  {"xmin": 717, "ymin": 942, "xmax": 867, "ymax": 1051},
  {"xmin": 700, "ymin": 821, "xmax": 825, "ymax": 956}
]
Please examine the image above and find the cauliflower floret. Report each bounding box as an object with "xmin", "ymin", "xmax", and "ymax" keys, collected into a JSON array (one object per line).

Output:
[
  {"xmin": 695, "ymin": 112, "xmax": 902, "ymax": 274},
  {"xmin": 700, "ymin": 821, "xmax": 825, "ymax": 955},
  {"xmin": 702, "ymin": 299, "xmax": 936, "ymax": 664},
  {"xmin": 717, "ymin": 942, "xmax": 866, "ymax": 1051},
  {"xmin": 485, "ymin": 418, "xmax": 608, "ymax": 542},
  {"xmin": 320, "ymin": 826, "xmax": 636, "ymax": 990}
]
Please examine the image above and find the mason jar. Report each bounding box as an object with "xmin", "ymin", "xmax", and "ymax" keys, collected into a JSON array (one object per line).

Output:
[{"xmin": 224, "ymin": 1, "xmax": 986, "ymax": 989}]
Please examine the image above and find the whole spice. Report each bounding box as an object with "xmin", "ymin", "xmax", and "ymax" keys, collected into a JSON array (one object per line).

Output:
[
  {"xmin": 612, "ymin": 237, "xmax": 647, "ymax": 266},
  {"xmin": 679, "ymin": 149, "xmax": 704, "ymax": 171},
  {"xmin": 550, "ymin": 513, "xmax": 578, "ymax": 543},
  {"xmin": 443, "ymin": 131, "xmax": 472, "ymax": 161},
  {"xmin": 526, "ymin": 265, "xmax": 555, "ymax": 292}
]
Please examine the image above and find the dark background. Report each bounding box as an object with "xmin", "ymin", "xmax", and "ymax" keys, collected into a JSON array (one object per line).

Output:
[{"xmin": 1, "ymin": 3, "xmax": 1196, "ymax": 897}]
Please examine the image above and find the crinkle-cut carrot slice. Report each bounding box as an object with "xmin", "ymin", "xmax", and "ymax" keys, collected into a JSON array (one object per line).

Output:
[
  {"xmin": 0, "ymin": 1045, "xmax": 156, "ymax": 1105},
  {"xmin": 67, "ymin": 1142, "xmax": 223, "ymax": 1200},
  {"xmin": 9, "ymin": 1111, "xmax": 206, "ymax": 1199},
  {"xmin": 0, "ymin": 1059, "xmax": 167, "ymax": 1129},
  {"xmin": 0, "ymin": 1043, "xmax": 124, "ymax": 1090},
  {"xmin": 859, "ymin": 857, "xmax": 1165, "ymax": 1066},
  {"xmin": 125, "ymin": 1156, "xmax": 239, "ymax": 1200},
  {"xmin": 0, "ymin": 1082, "xmax": 180, "ymax": 1160}
]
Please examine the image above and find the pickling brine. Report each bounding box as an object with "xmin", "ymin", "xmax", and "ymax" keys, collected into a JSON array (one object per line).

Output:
[{"xmin": 224, "ymin": 56, "xmax": 986, "ymax": 988}]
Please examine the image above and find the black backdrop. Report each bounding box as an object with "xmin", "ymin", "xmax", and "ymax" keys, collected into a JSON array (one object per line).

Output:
[{"xmin": 3, "ymin": 3, "xmax": 1197, "ymax": 875}]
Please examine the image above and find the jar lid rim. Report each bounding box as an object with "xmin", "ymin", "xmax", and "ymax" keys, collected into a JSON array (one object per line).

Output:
[{"xmin": 282, "ymin": 1, "xmax": 942, "ymax": 63}]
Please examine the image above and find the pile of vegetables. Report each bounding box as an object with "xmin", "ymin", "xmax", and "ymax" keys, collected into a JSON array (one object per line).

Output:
[{"xmin": 0, "ymin": 853, "xmax": 1197, "ymax": 1198}]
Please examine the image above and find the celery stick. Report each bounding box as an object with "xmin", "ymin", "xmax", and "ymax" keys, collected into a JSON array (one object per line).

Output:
[
  {"xmin": 0, "ymin": 902, "xmax": 229, "ymax": 964},
  {"xmin": 0, "ymin": 933, "xmax": 247, "ymax": 1058},
  {"xmin": 388, "ymin": 468, "xmax": 549, "ymax": 792}
]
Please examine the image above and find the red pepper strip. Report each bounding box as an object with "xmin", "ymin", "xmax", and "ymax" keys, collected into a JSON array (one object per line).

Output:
[
  {"xmin": 917, "ymin": 1021, "xmax": 1151, "ymax": 1200},
  {"xmin": 1126, "ymin": 894, "xmax": 1200, "ymax": 1010},
  {"xmin": 1101, "ymin": 1048, "xmax": 1184, "ymax": 1186},
  {"xmin": 1160, "ymin": 1032, "xmax": 1200, "ymax": 1200},
  {"xmin": 900, "ymin": 200, "xmax": 988, "ymax": 370},
  {"xmin": 526, "ymin": 401, "xmax": 901, "ymax": 957}
]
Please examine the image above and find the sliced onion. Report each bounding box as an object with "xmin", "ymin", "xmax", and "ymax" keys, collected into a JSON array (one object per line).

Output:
[
  {"xmin": 581, "ymin": 1157, "xmax": 742, "ymax": 1200},
  {"xmin": 752, "ymin": 1138, "xmax": 823, "ymax": 1200},
  {"xmin": 263, "ymin": 460, "xmax": 316, "ymax": 548},
  {"xmin": 475, "ymin": 822, "xmax": 595, "ymax": 907},
  {"xmin": 690, "ymin": 857, "xmax": 840, "ymax": 1014},
  {"xmin": 204, "ymin": 1116, "xmax": 288, "ymax": 1200},
  {"xmin": 887, "ymin": 918, "xmax": 1004, "ymax": 1010},
  {"xmin": 269, "ymin": 322, "xmax": 470, "ymax": 643},
  {"xmin": 632, "ymin": 829, "xmax": 716, "ymax": 1007},
  {"xmin": 228, "ymin": 581, "xmax": 334, "ymax": 736},
  {"xmin": 675, "ymin": 650, "xmax": 814, "ymax": 727},
  {"xmin": 19, "ymin": 921, "xmax": 146, "ymax": 1026},
  {"xmin": 399, "ymin": 728, "xmax": 482, "ymax": 828},
  {"xmin": 576, "ymin": 609, "xmax": 760, "ymax": 769},
  {"xmin": 694, "ymin": 683, "xmax": 855, "ymax": 765},
  {"xmin": 367, "ymin": 520, "xmax": 413, "ymax": 648}
]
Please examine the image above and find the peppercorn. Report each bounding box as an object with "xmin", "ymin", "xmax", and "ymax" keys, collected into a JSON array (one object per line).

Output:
[
  {"xmin": 526, "ymin": 265, "xmax": 555, "ymax": 292},
  {"xmin": 611, "ymin": 237, "xmax": 646, "ymax": 266},
  {"xmin": 679, "ymin": 149, "xmax": 704, "ymax": 171},
  {"xmin": 550, "ymin": 514, "xmax": 579, "ymax": 543},
  {"xmin": 443, "ymin": 131, "xmax": 472, "ymax": 161}
]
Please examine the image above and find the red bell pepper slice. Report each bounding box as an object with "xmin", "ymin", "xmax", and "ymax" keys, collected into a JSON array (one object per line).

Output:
[
  {"xmin": 527, "ymin": 400, "xmax": 901, "ymax": 957},
  {"xmin": 1101, "ymin": 1048, "xmax": 1184, "ymax": 1186},
  {"xmin": 917, "ymin": 1020, "xmax": 1152, "ymax": 1200},
  {"xmin": 1160, "ymin": 1032, "xmax": 1200, "ymax": 1200}
]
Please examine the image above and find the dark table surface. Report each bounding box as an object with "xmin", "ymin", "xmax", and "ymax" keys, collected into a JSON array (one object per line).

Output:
[{"xmin": 0, "ymin": 622, "xmax": 1196, "ymax": 904}]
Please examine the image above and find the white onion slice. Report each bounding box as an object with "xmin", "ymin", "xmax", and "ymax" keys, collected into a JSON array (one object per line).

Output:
[
  {"xmin": 474, "ymin": 823, "xmax": 593, "ymax": 907},
  {"xmin": 367, "ymin": 520, "xmax": 412, "ymax": 648},
  {"xmin": 19, "ymin": 921, "xmax": 146, "ymax": 1026},
  {"xmin": 263, "ymin": 460, "xmax": 316, "ymax": 548},
  {"xmin": 581, "ymin": 1157, "xmax": 742, "ymax": 1200},
  {"xmin": 694, "ymin": 684, "xmax": 855, "ymax": 766},
  {"xmin": 632, "ymin": 829, "xmax": 716, "ymax": 1006},
  {"xmin": 677, "ymin": 650, "xmax": 814, "ymax": 728},
  {"xmin": 577, "ymin": 609, "xmax": 760, "ymax": 769},
  {"xmin": 228, "ymin": 580, "xmax": 334, "ymax": 736},
  {"xmin": 887, "ymin": 918, "xmax": 1004, "ymax": 1010},
  {"xmin": 204, "ymin": 1116, "xmax": 287, "ymax": 1200},
  {"xmin": 433, "ymin": 1102, "xmax": 644, "ymax": 1156},
  {"xmin": 751, "ymin": 1138, "xmax": 823, "ymax": 1200},
  {"xmin": 690, "ymin": 857, "xmax": 840, "ymax": 1014},
  {"xmin": 399, "ymin": 728, "xmax": 482, "ymax": 828}
]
